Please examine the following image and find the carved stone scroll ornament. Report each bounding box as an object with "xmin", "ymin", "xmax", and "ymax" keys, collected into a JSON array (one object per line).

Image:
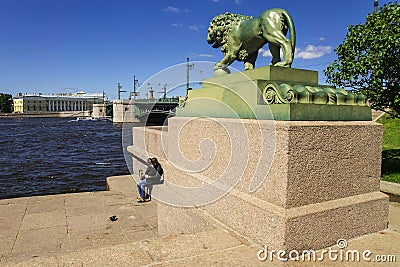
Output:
[{"xmin": 262, "ymin": 83, "xmax": 367, "ymax": 106}]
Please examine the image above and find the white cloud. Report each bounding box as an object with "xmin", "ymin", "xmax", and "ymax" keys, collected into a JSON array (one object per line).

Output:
[
  {"xmin": 171, "ymin": 23, "xmax": 183, "ymax": 27},
  {"xmin": 213, "ymin": 0, "xmax": 221, "ymax": 2},
  {"xmin": 259, "ymin": 48, "xmax": 273, "ymax": 57},
  {"xmin": 189, "ymin": 24, "xmax": 204, "ymax": 31},
  {"xmin": 259, "ymin": 45, "xmax": 331, "ymax": 60},
  {"xmin": 190, "ymin": 53, "xmax": 215, "ymax": 58},
  {"xmin": 196, "ymin": 54, "xmax": 214, "ymax": 58},
  {"xmin": 295, "ymin": 45, "xmax": 331, "ymax": 59},
  {"xmin": 234, "ymin": 0, "xmax": 241, "ymax": 5},
  {"xmin": 164, "ymin": 6, "xmax": 189, "ymax": 13},
  {"xmin": 164, "ymin": 6, "xmax": 180, "ymax": 13}
]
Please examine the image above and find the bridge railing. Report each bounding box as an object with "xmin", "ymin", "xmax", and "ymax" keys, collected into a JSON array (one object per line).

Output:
[{"xmin": 133, "ymin": 97, "xmax": 179, "ymax": 103}]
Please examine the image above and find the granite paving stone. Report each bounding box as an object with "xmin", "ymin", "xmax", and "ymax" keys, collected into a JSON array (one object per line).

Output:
[
  {"xmin": 90, "ymin": 233, "xmax": 129, "ymax": 247},
  {"xmin": 0, "ymin": 217, "xmax": 21, "ymax": 239},
  {"xmin": 67, "ymin": 222, "xmax": 125, "ymax": 242},
  {"xmin": 66, "ymin": 212, "xmax": 117, "ymax": 230},
  {"xmin": 25, "ymin": 198, "xmax": 65, "ymax": 214},
  {"xmin": 19, "ymin": 210, "xmax": 67, "ymax": 231},
  {"xmin": 3, "ymin": 256, "xmax": 59, "ymax": 267},
  {"xmin": 0, "ymin": 176, "xmax": 398, "ymax": 266},
  {"xmin": 55, "ymin": 243, "xmax": 154, "ymax": 267},
  {"xmin": 142, "ymin": 228, "xmax": 244, "ymax": 262},
  {"xmin": 0, "ymin": 237, "xmax": 14, "ymax": 255},
  {"xmin": 0, "ymin": 202, "xmax": 27, "ymax": 216},
  {"xmin": 12, "ymin": 226, "xmax": 68, "ymax": 254},
  {"xmin": 125, "ymin": 229, "xmax": 158, "ymax": 242},
  {"xmin": 61, "ymin": 233, "xmax": 94, "ymax": 252},
  {"xmin": 156, "ymin": 245, "xmax": 277, "ymax": 267}
]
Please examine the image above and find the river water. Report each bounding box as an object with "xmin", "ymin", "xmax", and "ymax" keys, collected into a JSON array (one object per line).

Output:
[{"xmin": 0, "ymin": 118, "xmax": 130, "ymax": 199}]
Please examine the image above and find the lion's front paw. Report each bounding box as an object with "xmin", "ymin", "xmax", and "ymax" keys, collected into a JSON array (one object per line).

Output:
[{"xmin": 214, "ymin": 63, "xmax": 224, "ymax": 71}]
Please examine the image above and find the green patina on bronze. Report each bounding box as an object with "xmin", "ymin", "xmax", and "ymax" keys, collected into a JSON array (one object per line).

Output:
[
  {"xmin": 176, "ymin": 66, "xmax": 372, "ymax": 121},
  {"xmin": 178, "ymin": 10, "xmax": 371, "ymax": 121},
  {"xmin": 207, "ymin": 8, "xmax": 296, "ymax": 74}
]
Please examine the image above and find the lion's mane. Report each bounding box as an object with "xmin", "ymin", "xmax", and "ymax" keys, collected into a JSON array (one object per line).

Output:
[{"xmin": 208, "ymin": 12, "xmax": 253, "ymax": 54}]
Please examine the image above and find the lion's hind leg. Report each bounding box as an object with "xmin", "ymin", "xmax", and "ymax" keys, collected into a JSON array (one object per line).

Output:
[
  {"xmin": 264, "ymin": 31, "xmax": 293, "ymax": 67},
  {"xmin": 268, "ymin": 43, "xmax": 281, "ymax": 66}
]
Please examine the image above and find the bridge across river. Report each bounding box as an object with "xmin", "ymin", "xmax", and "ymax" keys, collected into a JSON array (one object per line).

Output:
[
  {"xmin": 134, "ymin": 98, "xmax": 180, "ymax": 124},
  {"xmin": 113, "ymin": 97, "xmax": 180, "ymax": 124}
]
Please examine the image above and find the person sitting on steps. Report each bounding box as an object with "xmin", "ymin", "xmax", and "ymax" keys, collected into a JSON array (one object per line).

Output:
[
  {"xmin": 151, "ymin": 157, "xmax": 163, "ymax": 181},
  {"xmin": 136, "ymin": 158, "xmax": 155, "ymax": 202},
  {"xmin": 136, "ymin": 158, "xmax": 163, "ymax": 202}
]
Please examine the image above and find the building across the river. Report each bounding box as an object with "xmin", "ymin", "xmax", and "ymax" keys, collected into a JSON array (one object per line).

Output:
[{"xmin": 13, "ymin": 92, "xmax": 104, "ymax": 115}]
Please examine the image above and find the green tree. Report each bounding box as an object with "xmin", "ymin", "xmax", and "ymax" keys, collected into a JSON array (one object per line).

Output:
[
  {"xmin": 324, "ymin": 2, "xmax": 400, "ymax": 118},
  {"xmin": 0, "ymin": 93, "xmax": 13, "ymax": 113}
]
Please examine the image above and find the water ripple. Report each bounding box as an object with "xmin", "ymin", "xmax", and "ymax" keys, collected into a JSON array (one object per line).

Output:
[{"xmin": 0, "ymin": 118, "xmax": 129, "ymax": 199}]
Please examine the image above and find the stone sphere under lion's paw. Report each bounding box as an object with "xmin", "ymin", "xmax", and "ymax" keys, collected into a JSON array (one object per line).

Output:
[{"xmin": 214, "ymin": 67, "xmax": 231, "ymax": 77}]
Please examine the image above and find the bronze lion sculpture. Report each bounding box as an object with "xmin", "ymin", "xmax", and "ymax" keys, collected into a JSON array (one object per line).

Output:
[{"xmin": 207, "ymin": 8, "xmax": 296, "ymax": 73}]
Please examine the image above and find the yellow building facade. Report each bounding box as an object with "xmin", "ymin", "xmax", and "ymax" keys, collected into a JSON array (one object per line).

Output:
[
  {"xmin": 13, "ymin": 93, "xmax": 104, "ymax": 114},
  {"xmin": 13, "ymin": 98, "xmax": 24, "ymax": 113}
]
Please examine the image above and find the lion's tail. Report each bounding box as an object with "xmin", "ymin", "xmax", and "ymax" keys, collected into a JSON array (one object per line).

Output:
[{"xmin": 281, "ymin": 10, "xmax": 296, "ymax": 54}]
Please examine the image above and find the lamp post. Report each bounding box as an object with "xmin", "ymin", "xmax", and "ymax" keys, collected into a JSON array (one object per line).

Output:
[
  {"xmin": 118, "ymin": 83, "xmax": 126, "ymax": 100},
  {"xmin": 132, "ymin": 75, "xmax": 139, "ymax": 100},
  {"xmin": 158, "ymin": 83, "xmax": 167, "ymax": 100},
  {"xmin": 186, "ymin": 57, "xmax": 194, "ymax": 96}
]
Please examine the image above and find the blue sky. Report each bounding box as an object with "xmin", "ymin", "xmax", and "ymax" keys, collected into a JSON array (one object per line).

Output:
[{"xmin": 0, "ymin": 0, "xmax": 392, "ymax": 99}]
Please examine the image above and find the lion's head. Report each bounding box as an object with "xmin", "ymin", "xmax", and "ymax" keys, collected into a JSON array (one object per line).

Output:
[{"xmin": 207, "ymin": 12, "xmax": 253, "ymax": 53}]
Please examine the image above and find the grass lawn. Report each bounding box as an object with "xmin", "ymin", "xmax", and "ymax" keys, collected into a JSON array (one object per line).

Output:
[{"xmin": 377, "ymin": 114, "xmax": 400, "ymax": 184}]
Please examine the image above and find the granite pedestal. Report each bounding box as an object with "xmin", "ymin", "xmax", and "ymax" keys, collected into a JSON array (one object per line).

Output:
[{"xmin": 127, "ymin": 66, "xmax": 388, "ymax": 251}]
